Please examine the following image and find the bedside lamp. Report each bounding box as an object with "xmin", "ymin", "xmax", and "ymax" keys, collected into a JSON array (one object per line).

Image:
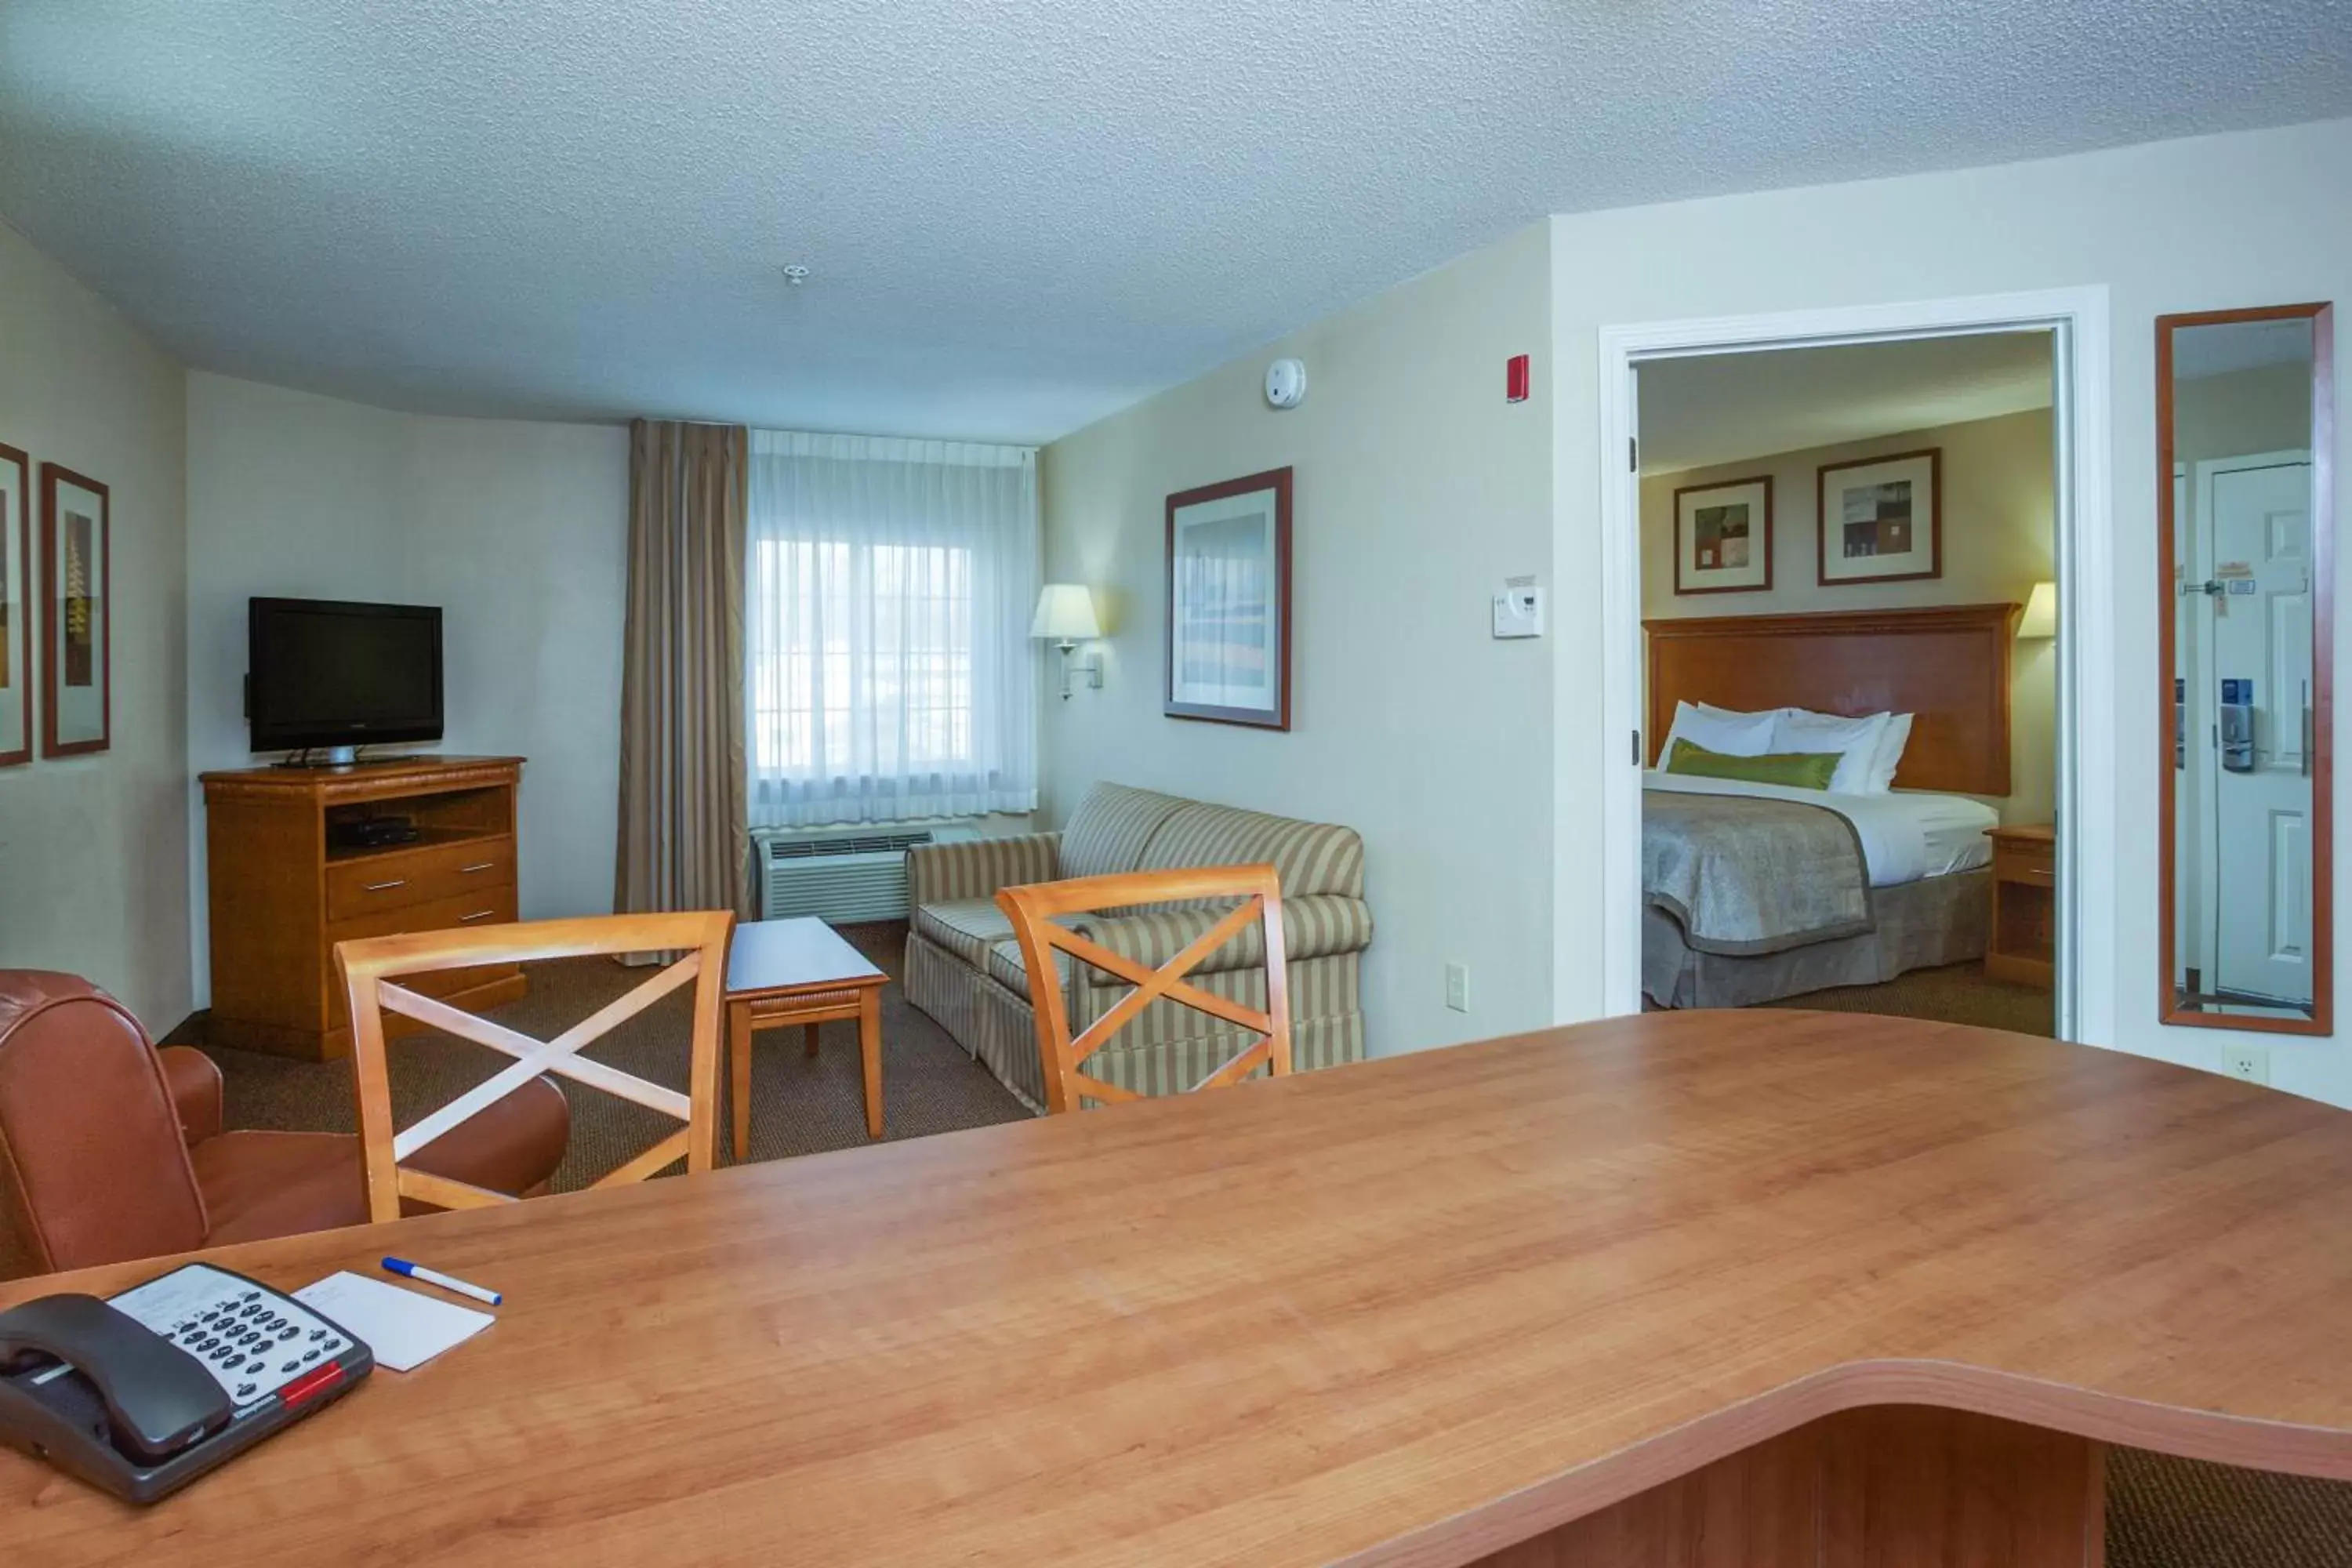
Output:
[
  {"xmin": 1031, "ymin": 584, "xmax": 1102, "ymax": 699},
  {"xmin": 2019, "ymin": 581, "xmax": 2058, "ymax": 641}
]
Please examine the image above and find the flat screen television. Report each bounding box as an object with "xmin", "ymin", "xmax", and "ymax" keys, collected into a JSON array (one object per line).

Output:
[{"xmin": 248, "ymin": 597, "xmax": 443, "ymax": 755}]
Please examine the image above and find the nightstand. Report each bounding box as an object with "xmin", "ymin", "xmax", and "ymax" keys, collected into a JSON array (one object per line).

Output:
[{"xmin": 1984, "ymin": 824, "xmax": 2056, "ymax": 989}]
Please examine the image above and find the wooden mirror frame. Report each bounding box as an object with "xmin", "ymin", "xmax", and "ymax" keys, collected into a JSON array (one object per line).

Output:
[{"xmin": 2156, "ymin": 302, "xmax": 2336, "ymax": 1034}]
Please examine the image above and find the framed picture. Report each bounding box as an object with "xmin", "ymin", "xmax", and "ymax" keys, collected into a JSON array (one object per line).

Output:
[
  {"xmin": 40, "ymin": 463, "xmax": 110, "ymax": 757},
  {"xmin": 1817, "ymin": 448, "xmax": 1941, "ymax": 586},
  {"xmin": 1166, "ymin": 466, "xmax": 1291, "ymax": 729},
  {"xmin": 1672, "ymin": 475, "xmax": 1773, "ymax": 594},
  {"xmin": 0, "ymin": 443, "xmax": 28, "ymax": 768}
]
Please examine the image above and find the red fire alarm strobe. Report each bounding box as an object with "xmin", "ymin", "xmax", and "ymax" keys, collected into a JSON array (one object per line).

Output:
[{"xmin": 1506, "ymin": 354, "xmax": 1530, "ymax": 403}]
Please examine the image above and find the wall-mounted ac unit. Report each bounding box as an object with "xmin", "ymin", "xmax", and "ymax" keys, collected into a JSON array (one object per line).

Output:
[{"xmin": 754, "ymin": 821, "xmax": 982, "ymax": 924}]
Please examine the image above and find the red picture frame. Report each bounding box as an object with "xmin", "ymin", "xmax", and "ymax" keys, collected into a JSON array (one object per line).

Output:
[
  {"xmin": 39, "ymin": 462, "xmax": 111, "ymax": 758},
  {"xmin": 0, "ymin": 442, "xmax": 29, "ymax": 768},
  {"xmin": 1165, "ymin": 467, "xmax": 1293, "ymax": 731}
]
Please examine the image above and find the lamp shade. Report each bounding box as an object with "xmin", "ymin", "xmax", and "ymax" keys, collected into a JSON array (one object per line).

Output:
[
  {"xmin": 2018, "ymin": 580, "xmax": 2058, "ymax": 641},
  {"xmin": 1030, "ymin": 584, "xmax": 1101, "ymax": 642}
]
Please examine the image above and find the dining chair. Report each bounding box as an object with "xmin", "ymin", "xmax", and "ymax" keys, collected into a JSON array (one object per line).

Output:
[
  {"xmin": 336, "ymin": 910, "xmax": 735, "ymax": 1223},
  {"xmin": 996, "ymin": 863, "xmax": 1292, "ymax": 1114}
]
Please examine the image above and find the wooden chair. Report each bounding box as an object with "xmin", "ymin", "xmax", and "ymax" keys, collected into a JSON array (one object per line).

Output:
[
  {"xmin": 336, "ymin": 911, "xmax": 735, "ymax": 1223},
  {"xmin": 996, "ymin": 863, "xmax": 1291, "ymax": 1114}
]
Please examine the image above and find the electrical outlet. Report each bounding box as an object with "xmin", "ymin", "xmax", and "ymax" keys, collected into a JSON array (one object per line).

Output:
[
  {"xmin": 2221, "ymin": 1044, "xmax": 2271, "ymax": 1086},
  {"xmin": 1444, "ymin": 963, "xmax": 1470, "ymax": 1013}
]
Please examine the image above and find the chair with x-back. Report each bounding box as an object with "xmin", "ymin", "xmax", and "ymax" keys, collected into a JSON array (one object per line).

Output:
[
  {"xmin": 336, "ymin": 910, "xmax": 735, "ymax": 1223},
  {"xmin": 996, "ymin": 863, "xmax": 1292, "ymax": 1114}
]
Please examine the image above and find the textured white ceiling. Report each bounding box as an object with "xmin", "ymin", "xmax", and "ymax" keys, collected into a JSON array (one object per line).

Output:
[
  {"xmin": 1638, "ymin": 334, "xmax": 2056, "ymax": 474},
  {"xmin": 3, "ymin": 2, "xmax": 2348, "ymax": 442}
]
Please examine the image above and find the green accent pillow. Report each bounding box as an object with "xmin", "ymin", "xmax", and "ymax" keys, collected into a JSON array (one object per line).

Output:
[{"xmin": 1664, "ymin": 738, "xmax": 1842, "ymax": 790}]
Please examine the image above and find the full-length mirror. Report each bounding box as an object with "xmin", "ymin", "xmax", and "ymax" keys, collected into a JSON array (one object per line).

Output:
[{"xmin": 2159, "ymin": 303, "xmax": 2335, "ymax": 1033}]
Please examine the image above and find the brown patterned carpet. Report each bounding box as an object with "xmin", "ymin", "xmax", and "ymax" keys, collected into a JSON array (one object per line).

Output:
[{"xmin": 13, "ymin": 931, "xmax": 2352, "ymax": 1559}]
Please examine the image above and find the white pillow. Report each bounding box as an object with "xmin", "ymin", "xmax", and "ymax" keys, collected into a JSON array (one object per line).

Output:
[
  {"xmin": 1769, "ymin": 709, "xmax": 1891, "ymax": 794},
  {"xmin": 1865, "ymin": 713, "xmax": 1915, "ymax": 793},
  {"xmin": 1661, "ymin": 700, "xmax": 1777, "ymax": 761}
]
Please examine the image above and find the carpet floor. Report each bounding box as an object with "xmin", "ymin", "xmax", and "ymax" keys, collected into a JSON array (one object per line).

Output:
[
  {"xmin": 15, "ymin": 929, "xmax": 2352, "ymax": 1559},
  {"xmin": 1758, "ymin": 959, "xmax": 2057, "ymax": 1036},
  {"xmin": 196, "ymin": 922, "xmax": 1026, "ymax": 1188}
]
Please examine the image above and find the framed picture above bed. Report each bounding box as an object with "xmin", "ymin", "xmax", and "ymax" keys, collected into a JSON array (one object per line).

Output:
[
  {"xmin": 1165, "ymin": 466, "xmax": 1291, "ymax": 729},
  {"xmin": 1817, "ymin": 448, "xmax": 1941, "ymax": 586},
  {"xmin": 1671, "ymin": 475, "xmax": 1772, "ymax": 595}
]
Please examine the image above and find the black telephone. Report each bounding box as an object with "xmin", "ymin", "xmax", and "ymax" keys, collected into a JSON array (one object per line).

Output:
[{"xmin": 0, "ymin": 1263, "xmax": 372, "ymax": 1503}]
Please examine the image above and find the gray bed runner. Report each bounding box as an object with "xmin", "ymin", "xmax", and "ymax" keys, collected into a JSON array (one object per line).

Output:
[{"xmin": 1643, "ymin": 790, "xmax": 1875, "ymax": 954}]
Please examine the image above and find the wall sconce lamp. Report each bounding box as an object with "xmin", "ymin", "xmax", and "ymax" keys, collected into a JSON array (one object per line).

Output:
[
  {"xmin": 2018, "ymin": 580, "xmax": 2058, "ymax": 641},
  {"xmin": 1031, "ymin": 583, "xmax": 1103, "ymax": 700}
]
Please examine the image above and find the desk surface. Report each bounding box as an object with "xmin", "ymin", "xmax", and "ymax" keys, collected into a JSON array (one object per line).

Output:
[
  {"xmin": 6, "ymin": 1010, "xmax": 2352, "ymax": 1566},
  {"xmin": 724, "ymin": 915, "xmax": 885, "ymax": 996}
]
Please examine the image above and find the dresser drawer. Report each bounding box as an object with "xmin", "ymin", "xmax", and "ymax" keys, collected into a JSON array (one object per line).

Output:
[
  {"xmin": 1995, "ymin": 844, "xmax": 2056, "ymax": 887},
  {"xmin": 326, "ymin": 837, "xmax": 516, "ymax": 920},
  {"xmin": 325, "ymin": 887, "xmax": 520, "ymax": 1024}
]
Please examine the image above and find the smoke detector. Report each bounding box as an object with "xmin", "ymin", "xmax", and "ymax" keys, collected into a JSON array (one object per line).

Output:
[{"xmin": 781, "ymin": 264, "xmax": 810, "ymax": 286}]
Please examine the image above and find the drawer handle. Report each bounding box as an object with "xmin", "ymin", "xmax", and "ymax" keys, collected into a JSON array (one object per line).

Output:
[
  {"xmin": 363, "ymin": 879, "xmax": 408, "ymax": 892},
  {"xmin": 459, "ymin": 862, "xmax": 496, "ymax": 874},
  {"xmin": 459, "ymin": 909, "xmax": 499, "ymax": 924}
]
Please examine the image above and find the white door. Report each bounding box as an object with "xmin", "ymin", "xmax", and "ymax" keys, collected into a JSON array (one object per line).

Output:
[{"xmin": 2203, "ymin": 456, "xmax": 2314, "ymax": 1007}]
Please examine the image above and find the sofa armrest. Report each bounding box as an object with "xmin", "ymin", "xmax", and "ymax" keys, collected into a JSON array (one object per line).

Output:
[
  {"xmin": 908, "ymin": 833, "xmax": 1062, "ymax": 907},
  {"xmin": 1084, "ymin": 895, "xmax": 1374, "ymax": 981},
  {"xmin": 157, "ymin": 1046, "xmax": 224, "ymax": 1147}
]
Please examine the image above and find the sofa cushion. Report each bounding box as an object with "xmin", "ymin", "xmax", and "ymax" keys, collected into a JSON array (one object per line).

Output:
[
  {"xmin": 1059, "ymin": 782, "xmax": 1190, "ymax": 880},
  {"xmin": 913, "ymin": 898, "xmax": 1018, "ymax": 971},
  {"xmin": 1136, "ymin": 800, "xmax": 1365, "ymax": 898},
  {"xmin": 986, "ymin": 938, "xmax": 1070, "ymax": 1002},
  {"xmin": 1079, "ymin": 895, "xmax": 1374, "ymax": 982}
]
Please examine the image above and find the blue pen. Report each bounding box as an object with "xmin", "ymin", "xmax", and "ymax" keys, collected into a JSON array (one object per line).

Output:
[{"xmin": 382, "ymin": 1256, "xmax": 503, "ymax": 1306}]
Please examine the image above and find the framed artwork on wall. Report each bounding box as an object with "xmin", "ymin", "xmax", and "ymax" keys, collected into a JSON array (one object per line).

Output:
[
  {"xmin": 1817, "ymin": 448, "xmax": 1942, "ymax": 586},
  {"xmin": 1166, "ymin": 466, "xmax": 1291, "ymax": 730},
  {"xmin": 0, "ymin": 443, "xmax": 28, "ymax": 768},
  {"xmin": 1671, "ymin": 475, "xmax": 1773, "ymax": 595},
  {"xmin": 40, "ymin": 463, "xmax": 111, "ymax": 757}
]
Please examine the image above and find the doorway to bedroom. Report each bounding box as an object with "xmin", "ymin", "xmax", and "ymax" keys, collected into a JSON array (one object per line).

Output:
[{"xmin": 1626, "ymin": 331, "xmax": 2063, "ymax": 1036}]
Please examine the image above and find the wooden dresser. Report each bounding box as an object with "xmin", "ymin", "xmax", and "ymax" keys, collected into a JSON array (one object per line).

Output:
[
  {"xmin": 1984, "ymin": 822, "xmax": 2057, "ymax": 989},
  {"xmin": 201, "ymin": 756, "xmax": 525, "ymax": 1060}
]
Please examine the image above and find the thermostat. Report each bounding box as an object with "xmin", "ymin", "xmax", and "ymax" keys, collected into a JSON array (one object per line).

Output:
[
  {"xmin": 1265, "ymin": 358, "xmax": 1307, "ymax": 408},
  {"xmin": 1492, "ymin": 581, "xmax": 1544, "ymax": 639}
]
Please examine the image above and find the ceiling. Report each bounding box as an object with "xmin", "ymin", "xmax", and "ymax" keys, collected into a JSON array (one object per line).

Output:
[
  {"xmin": 1637, "ymin": 334, "xmax": 2056, "ymax": 474},
  {"xmin": 3, "ymin": 2, "xmax": 2348, "ymax": 444}
]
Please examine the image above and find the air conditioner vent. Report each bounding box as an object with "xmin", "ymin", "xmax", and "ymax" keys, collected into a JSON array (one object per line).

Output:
[{"xmin": 754, "ymin": 821, "xmax": 982, "ymax": 923}]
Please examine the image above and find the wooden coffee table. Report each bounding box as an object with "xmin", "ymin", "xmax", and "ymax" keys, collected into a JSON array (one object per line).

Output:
[{"xmin": 724, "ymin": 917, "xmax": 888, "ymax": 1156}]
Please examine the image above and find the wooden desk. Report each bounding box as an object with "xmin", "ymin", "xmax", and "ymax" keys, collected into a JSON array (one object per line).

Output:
[
  {"xmin": 724, "ymin": 917, "xmax": 888, "ymax": 1152},
  {"xmin": 5, "ymin": 1011, "xmax": 2351, "ymax": 1566}
]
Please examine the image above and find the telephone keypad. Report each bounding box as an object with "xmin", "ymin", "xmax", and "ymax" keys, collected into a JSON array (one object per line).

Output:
[{"xmin": 107, "ymin": 1265, "xmax": 354, "ymax": 1409}]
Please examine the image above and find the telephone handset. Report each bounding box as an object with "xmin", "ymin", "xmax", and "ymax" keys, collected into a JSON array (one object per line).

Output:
[{"xmin": 0, "ymin": 1263, "xmax": 372, "ymax": 1503}]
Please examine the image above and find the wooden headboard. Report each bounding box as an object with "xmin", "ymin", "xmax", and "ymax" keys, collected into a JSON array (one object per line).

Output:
[{"xmin": 1644, "ymin": 603, "xmax": 2023, "ymax": 796}]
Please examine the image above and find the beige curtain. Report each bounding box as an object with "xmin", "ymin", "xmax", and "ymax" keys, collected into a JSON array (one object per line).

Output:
[{"xmin": 617, "ymin": 420, "xmax": 750, "ymax": 918}]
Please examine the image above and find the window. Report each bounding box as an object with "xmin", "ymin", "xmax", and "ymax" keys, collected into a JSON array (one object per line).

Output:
[{"xmin": 745, "ymin": 431, "xmax": 1037, "ymax": 826}]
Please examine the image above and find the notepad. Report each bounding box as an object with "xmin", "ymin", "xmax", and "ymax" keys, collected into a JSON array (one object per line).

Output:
[{"xmin": 293, "ymin": 1272, "xmax": 495, "ymax": 1372}]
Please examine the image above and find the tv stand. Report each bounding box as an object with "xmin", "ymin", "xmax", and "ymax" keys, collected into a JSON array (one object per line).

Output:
[{"xmin": 201, "ymin": 756, "xmax": 526, "ymax": 1061}]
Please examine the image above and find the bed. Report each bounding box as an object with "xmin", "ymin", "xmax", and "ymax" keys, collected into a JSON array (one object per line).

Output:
[{"xmin": 1642, "ymin": 603, "xmax": 2022, "ymax": 1009}]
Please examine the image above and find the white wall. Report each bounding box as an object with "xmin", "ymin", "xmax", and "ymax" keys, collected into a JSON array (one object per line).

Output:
[
  {"xmin": 0, "ymin": 220, "xmax": 191, "ymax": 1029},
  {"xmin": 1039, "ymin": 222, "xmax": 1554, "ymax": 1056},
  {"xmin": 1640, "ymin": 407, "xmax": 2057, "ymax": 824},
  {"xmin": 1548, "ymin": 117, "xmax": 2352, "ymax": 1106},
  {"xmin": 184, "ymin": 374, "xmax": 626, "ymax": 1002}
]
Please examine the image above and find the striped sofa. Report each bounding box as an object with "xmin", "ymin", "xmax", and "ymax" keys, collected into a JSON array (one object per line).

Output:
[{"xmin": 902, "ymin": 783, "xmax": 1372, "ymax": 1112}]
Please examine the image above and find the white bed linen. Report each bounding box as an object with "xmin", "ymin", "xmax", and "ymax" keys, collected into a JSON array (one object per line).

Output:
[{"xmin": 1644, "ymin": 771, "xmax": 1998, "ymax": 887}]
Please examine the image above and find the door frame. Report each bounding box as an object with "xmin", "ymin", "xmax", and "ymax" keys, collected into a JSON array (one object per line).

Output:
[{"xmin": 1595, "ymin": 287, "xmax": 2114, "ymax": 1044}]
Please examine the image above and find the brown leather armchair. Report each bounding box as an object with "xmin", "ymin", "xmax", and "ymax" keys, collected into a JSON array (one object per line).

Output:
[{"xmin": 0, "ymin": 971, "xmax": 570, "ymax": 1276}]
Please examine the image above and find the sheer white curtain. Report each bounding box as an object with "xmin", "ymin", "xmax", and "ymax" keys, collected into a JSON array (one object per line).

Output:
[{"xmin": 745, "ymin": 430, "xmax": 1038, "ymax": 827}]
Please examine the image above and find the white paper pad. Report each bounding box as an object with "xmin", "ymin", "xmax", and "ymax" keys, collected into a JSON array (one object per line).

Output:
[{"xmin": 293, "ymin": 1272, "xmax": 494, "ymax": 1372}]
